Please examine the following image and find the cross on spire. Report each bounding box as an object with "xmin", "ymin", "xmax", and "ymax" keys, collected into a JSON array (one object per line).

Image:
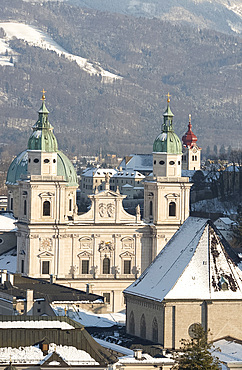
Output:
[
  {"xmin": 41, "ymin": 89, "xmax": 46, "ymax": 101},
  {"xmin": 166, "ymin": 92, "xmax": 171, "ymax": 103}
]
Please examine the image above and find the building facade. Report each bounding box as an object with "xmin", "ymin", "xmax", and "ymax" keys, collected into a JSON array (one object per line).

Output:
[{"xmin": 6, "ymin": 93, "xmax": 192, "ymax": 312}]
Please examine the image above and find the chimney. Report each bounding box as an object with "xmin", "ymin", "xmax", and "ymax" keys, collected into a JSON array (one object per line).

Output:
[
  {"xmin": 50, "ymin": 274, "xmax": 56, "ymax": 284},
  {"xmin": 133, "ymin": 349, "xmax": 143, "ymax": 360},
  {"xmin": 26, "ymin": 289, "xmax": 34, "ymax": 315},
  {"xmin": 86, "ymin": 283, "xmax": 93, "ymax": 294}
]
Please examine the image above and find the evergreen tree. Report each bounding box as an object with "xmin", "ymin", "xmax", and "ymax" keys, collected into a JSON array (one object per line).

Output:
[{"xmin": 173, "ymin": 325, "xmax": 221, "ymax": 370}]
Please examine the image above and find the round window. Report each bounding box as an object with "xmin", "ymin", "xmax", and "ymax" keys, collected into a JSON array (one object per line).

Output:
[
  {"xmin": 34, "ymin": 158, "xmax": 39, "ymax": 163},
  {"xmin": 0, "ymin": 238, "xmax": 3, "ymax": 245},
  {"xmin": 169, "ymin": 161, "xmax": 175, "ymax": 165},
  {"xmin": 44, "ymin": 159, "xmax": 50, "ymax": 163},
  {"xmin": 159, "ymin": 160, "xmax": 165, "ymax": 165}
]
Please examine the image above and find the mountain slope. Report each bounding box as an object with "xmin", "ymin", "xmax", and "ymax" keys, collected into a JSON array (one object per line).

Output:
[{"xmin": 0, "ymin": 0, "xmax": 241, "ymax": 158}]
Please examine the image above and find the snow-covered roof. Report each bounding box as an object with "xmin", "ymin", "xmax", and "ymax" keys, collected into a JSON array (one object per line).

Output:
[
  {"xmin": 0, "ymin": 249, "xmax": 17, "ymax": 273},
  {"xmin": 213, "ymin": 338, "xmax": 242, "ymax": 365},
  {"xmin": 215, "ymin": 217, "xmax": 235, "ymax": 226},
  {"xmin": 51, "ymin": 304, "xmax": 125, "ymax": 327},
  {"xmin": 124, "ymin": 217, "xmax": 242, "ymax": 301},
  {"xmin": 82, "ymin": 167, "xmax": 117, "ymax": 178},
  {"xmin": 0, "ymin": 343, "xmax": 98, "ymax": 366},
  {"xmin": 0, "ymin": 213, "xmax": 16, "ymax": 232},
  {"xmin": 0, "ymin": 321, "xmax": 74, "ymax": 330},
  {"xmin": 114, "ymin": 170, "xmax": 145, "ymax": 179},
  {"xmin": 119, "ymin": 154, "xmax": 153, "ymax": 172}
]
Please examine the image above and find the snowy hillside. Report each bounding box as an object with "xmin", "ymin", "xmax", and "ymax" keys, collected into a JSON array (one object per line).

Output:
[
  {"xmin": 0, "ymin": 22, "xmax": 121, "ymax": 82},
  {"xmin": 43, "ymin": 0, "xmax": 242, "ymax": 35}
]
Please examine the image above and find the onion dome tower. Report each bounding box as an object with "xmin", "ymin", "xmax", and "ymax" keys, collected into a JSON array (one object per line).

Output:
[
  {"xmin": 153, "ymin": 93, "xmax": 182, "ymax": 178},
  {"xmin": 182, "ymin": 115, "xmax": 201, "ymax": 171},
  {"xmin": 6, "ymin": 91, "xmax": 78, "ymax": 218},
  {"xmin": 6, "ymin": 91, "xmax": 78, "ymax": 277},
  {"xmin": 144, "ymin": 94, "xmax": 192, "ymax": 256}
]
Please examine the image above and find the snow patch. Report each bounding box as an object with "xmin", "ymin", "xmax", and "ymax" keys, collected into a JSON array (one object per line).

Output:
[{"xmin": 0, "ymin": 22, "xmax": 122, "ymax": 82}]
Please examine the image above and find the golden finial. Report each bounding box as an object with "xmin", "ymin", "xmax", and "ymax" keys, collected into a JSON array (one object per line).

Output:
[
  {"xmin": 189, "ymin": 114, "xmax": 191, "ymax": 123},
  {"xmin": 41, "ymin": 89, "xmax": 46, "ymax": 101},
  {"xmin": 64, "ymin": 306, "xmax": 67, "ymax": 316},
  {"xmin": 166, "ymin": 92, "xmax": 171, "ymax": 103}
]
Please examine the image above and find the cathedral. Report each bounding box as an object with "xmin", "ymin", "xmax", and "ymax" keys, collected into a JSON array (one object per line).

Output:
[{"xmin": 6, "ymin": 92, "xmax": 194, "ymax": 312}]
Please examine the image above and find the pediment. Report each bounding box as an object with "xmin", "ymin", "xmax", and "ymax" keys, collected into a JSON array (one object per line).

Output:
[
  {"xmin": 77, "ymin": 251, "xmax": 92, "ymax": 257},
  {"xmin": 120, "ymin": 251, "xmax": 135, "ymax": 258},
  {"xmin": 41, "ymin": 351, "xmax": 69, "ymax": 367},
  {"xmin": 91, "ymin": 189, "xmax": 125, "ymax": 199},
  {"xmin": 38, "ymin": 251, "xmax": 54, "ymax": 258}
]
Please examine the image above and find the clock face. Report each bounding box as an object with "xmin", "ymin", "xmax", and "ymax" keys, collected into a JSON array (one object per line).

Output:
[
  {"xmin": 188, "ymin": 323, "xmax": 202, "ymax": 338},
  {"xmin": 192, "ymin": 147, "xmax": 198, "ymax": 153}
]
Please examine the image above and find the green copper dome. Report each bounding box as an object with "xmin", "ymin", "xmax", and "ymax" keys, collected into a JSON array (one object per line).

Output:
[
  {"xmin": 6, "ymin": 94, "xmax": 78, "ymax": 187},
  {"xmin": 6, "ymin": 150, "xmax": 78, "ymax": 187},
  {"xmin": 153, "ymin": 99, "xmax": 182, "ymax": 154},
  {"xmin": 27, "ymin": 100, "xmax": 58, "ymax": 152}
]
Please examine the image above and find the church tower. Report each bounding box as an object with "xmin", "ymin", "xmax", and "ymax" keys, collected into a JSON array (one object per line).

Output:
[
  {"xmin": 182, "ymin": 114, "xmax": 201, "ymax": 171},
  {"xmin": 7, "ymin": 92, "xmax": 78, "ymax": 277},
  {"xmin": 144, "ymin": 95, "xmax": 192, "ymax": 256}
]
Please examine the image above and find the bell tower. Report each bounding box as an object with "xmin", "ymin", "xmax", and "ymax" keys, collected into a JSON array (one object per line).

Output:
[
  {"xmin": 182, "ymin": 114, "xmax": 201, "ymax": 171},
  {"xmin": 144, "ymin": 95, "xmax": 192, "ymax": 255}
]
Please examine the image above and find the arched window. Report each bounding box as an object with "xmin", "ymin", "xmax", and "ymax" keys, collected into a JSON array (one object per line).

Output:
[
  {"xmin": 169, "ymin": 201, "xmax": 176, "ymax": 217},
  {"xmin": 103, "ymin": 257, "xmax": 110, "ymax": 274},
  {"xmin": 129, "ymin": 311, "xmax": 135, "ymax": 335},
  {"xmin": 149, "ymin": 200, "xmax": 153, "ymax": 217},
  {"xmin": 43, "ymin": 201, "xmax": 50, "ymax": 216},
  {"xmin": 24, "ymin": 199, "xmax": 27, "ymax": 216},
  {"xmin": 152, "ymin": 317, "xmax": 158, "ymax": 342},
  {"xmin": 69, "ymin": 199, "xmax": 72, "ymax": 212},
  {"xmin": 140, "ymin": 314, "xmax": 146, "ymax": 339}
]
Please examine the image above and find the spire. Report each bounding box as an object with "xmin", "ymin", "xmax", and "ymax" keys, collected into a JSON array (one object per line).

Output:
[
  {"xmin": 162, "ymin": 92, "xmax": 174, "ymax": 132},
  {"xmin": 27, "ymin": 90, "xmax": 58, "ymax": 152},
  {"xmin": 182, "ymin": 114, "xmax": 198, "ymax": 148}
]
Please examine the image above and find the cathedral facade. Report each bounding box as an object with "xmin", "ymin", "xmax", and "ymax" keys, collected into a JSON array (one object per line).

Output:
[{"xmin": 6, "ymin": 93, "xmax": 192, "ymax": 312}]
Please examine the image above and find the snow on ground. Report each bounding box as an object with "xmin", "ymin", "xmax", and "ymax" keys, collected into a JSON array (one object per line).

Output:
[
  {"xmin": 0, "ymin": 22, "xmax": 122, "ymax": 82},
  {"xmin": 52, "ymin": 304, "xmax": 125, "ymax": 327},
  {"xmin": 0, "ymin": 248, "xmax": 17, "ymax": 273}
]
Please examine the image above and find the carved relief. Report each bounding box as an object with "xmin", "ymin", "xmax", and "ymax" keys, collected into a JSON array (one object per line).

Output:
[
  {"xmin": 98, "ymin": 241, "xmax": 114, "ymax": 253},
  {"xmin": 79, "ymin": 237, "xmax": 92, "ymax": 249},
  {"xmin": 99, "ymin": 202, "xmax": 115, "ymax": 218},
  {"xmin": 40, "ymin": 238, "xmax": 53, "ymax": 251},
  {"xmin": 121, "ymin": 237, "xmax": 134, "ymax": 249}
]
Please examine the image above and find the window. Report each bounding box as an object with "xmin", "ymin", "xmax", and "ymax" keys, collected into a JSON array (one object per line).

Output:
[
  {"xmin": 44, "ymin": 158, "xmax": 50, "ymax": 163},
  {"xmin": 192, "ymin": 155, "xmax": 195, "ymax": 161},
  {"xmin": 37, "ymin": 309, "xmax": 41, "ymax": 313},
  {"xmin": 21, "ymin": 260, "xmax": 24, "ymax": 274},
  {"xmin": 140, "ymin": 314, "xmax": 146, "ymax": 339},
  {"xmin": 43, "ymin": 201, "xmax": 50, "ymax": 216},
  {"xmin": 169, "ymin": 202, "xmax": 176, "ymax": 217},
  {"xmin": 34, "ymin": 158, "xmax": 39, "ymax": 163},
  {"xmin": 152, "ymin": 317, "xmax": 158, "ymax": 342},
  {"xmin": 103, "ymin": 293, "xmax": 110, "ymax": 304},
  {"xmin": 69, "ymin": 199, "xmax": 72, "ymax": 212},
  {"xmin": 10, "ymin": 198, "xmax": 13, "ymax": 211},
  {"xmin": 42, "ymin": 261, "xmax": 50, "ymax": 275},
  {"xmin": 24, "ymin": 199, "xmax": 27, "ymax": 216},
  {"xmin": 81, "ymin": 260, "xmax": 89, "ymax": 274},
  {"xmin": 159, "ymin": 160, "xmax": 165, "ymax": 165},
  {"xmin": 53, "ymin": 159, "xmax": 56, "ymax": 163},
  {"xmin": 124, "ymin": 260, "xmax": 131, "ymax": 274},
  {"xmin": 169, "ymin": 160, "xmax": 175, "ymax": 165},
  {"xmin": 103, "ymin": 258, "xmax": 110, "ymax": 274},
  {"xmin": 149, "ymin": 200, "xmax": 153, "ymax": 217},
  {"xmin": 154, "ymin": 160, "xmax": 156, "ymax": 165},
  {"xmin": 129, "ymin": 311, "xmax": 135, "ymax": 335}
]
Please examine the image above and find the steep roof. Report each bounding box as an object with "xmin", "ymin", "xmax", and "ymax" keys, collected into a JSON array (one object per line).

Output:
[{"xmin": 124, "ymin": 217, "xmax": 242, "ymax": 302}]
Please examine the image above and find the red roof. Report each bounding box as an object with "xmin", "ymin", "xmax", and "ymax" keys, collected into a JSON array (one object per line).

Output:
[{"xmin": 182, "ymin": 120, "xmax": 198, "ymax": 148}]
